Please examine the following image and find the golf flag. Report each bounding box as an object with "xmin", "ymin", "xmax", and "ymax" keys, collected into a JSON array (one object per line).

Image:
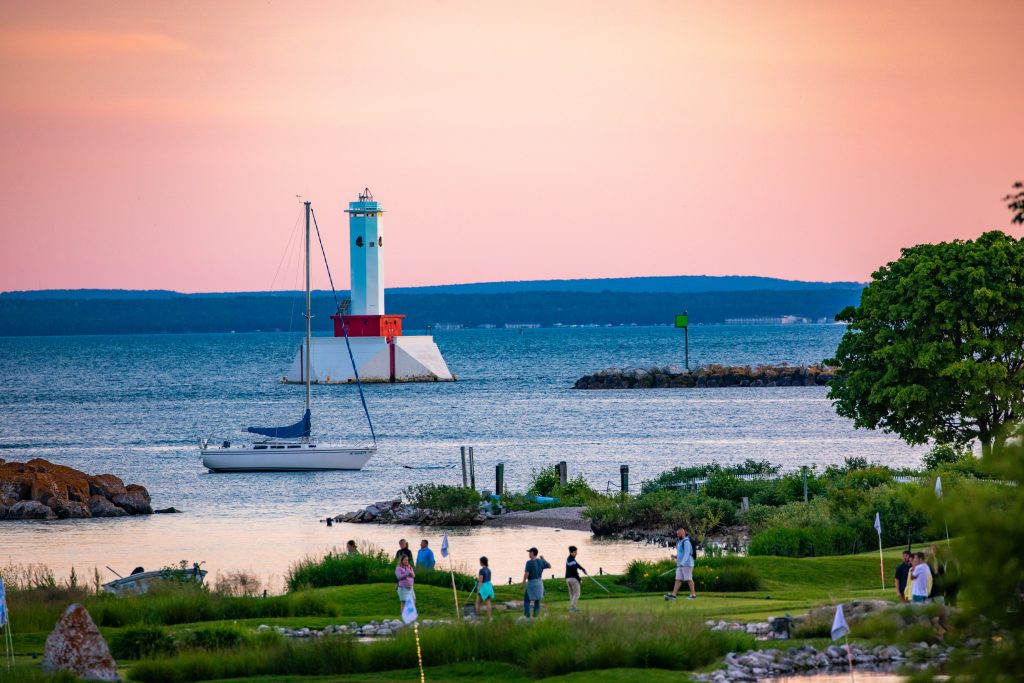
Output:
[
  {"xmin": 935, "ymin": 476, "xmax": 943, "ymax": 499},
  {"xmin": 0, "ymin": 577, "xmax": 7, "ymax": 627},
  {"xmin": 440, "ymin": 534, "xmax": 450, "ymax": 559},
  {"xmin": 831, "ymin": 604, "xmax": 850, "ymax": 641},
  {"xmin": 874, "ymin": 512, "xmax": 885, "ymax": 589},
  {"xmin": 401, "ymin": 597, "xmax": 418, "ymax": 625}
]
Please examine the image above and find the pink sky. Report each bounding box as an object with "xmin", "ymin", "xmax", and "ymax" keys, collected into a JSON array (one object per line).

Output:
[{"xmin": 1, "ymin": 1, "xmax": 1021, "ymax": 292}]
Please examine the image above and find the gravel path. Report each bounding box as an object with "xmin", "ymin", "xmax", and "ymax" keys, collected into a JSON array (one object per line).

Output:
[{"xmin": 484, "ymin": 506, "xmax": 590, "ymax": 531}]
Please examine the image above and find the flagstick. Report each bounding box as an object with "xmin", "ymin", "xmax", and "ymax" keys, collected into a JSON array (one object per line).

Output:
[
  {"xmin": 412, "ymin": 622, "xmax": 426, "ymax": 683},
  {"xmin": 448, "ymin": 555, "xmax": 460, "ymax": 618},
  {"xmin": 943, "ymin": 519, "xmax": 951, "ymax": 548},
  {"xmin": 844, "ymin": 634, "xmax": 855, "ymax": 683},
  {"xmin": 877, "ymin": 533, "xmax": 885, "ymax": 591},
  {"xmin": 587, "ymin": 575, "xmax": 611, "ymax": 594}
]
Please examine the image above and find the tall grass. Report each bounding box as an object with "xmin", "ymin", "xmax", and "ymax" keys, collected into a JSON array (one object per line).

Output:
[
  {"xmin": 129, "ymin": 612, "xmax": 752, "ymax": 682},
  {"xmin": 286, "ymin": 549, "xmax": 476, "ymax": 592},
  {"xmin": 623, "ymin": 557, "xmax": 761, "ymax": 593},
  {"xmin": 9, "ymin": 581, "xmax": 337, "ymax": 633}
]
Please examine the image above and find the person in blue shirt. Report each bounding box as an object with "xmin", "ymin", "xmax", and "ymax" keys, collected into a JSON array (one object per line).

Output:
[
  {"xmin": 664, "ymin": 527, "xmax": 696, "ymax": 600},
  {"xmin": 522, "ymin": 547, "xmax": 551, "ymax": 617},
  {"xmin": 416, "ymin": 539, "xmax": 436, "ymax": 570}
]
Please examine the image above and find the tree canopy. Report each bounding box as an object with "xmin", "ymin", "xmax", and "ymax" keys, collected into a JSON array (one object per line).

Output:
[{"xmin": 827, "ymin": 230, "xmax": 1024, "ymax": 455}]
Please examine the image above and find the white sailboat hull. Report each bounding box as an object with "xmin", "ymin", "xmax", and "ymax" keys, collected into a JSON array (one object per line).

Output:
[{"xmin": 201, "ymin": 442, "xmax": 375, "ymax": 472}]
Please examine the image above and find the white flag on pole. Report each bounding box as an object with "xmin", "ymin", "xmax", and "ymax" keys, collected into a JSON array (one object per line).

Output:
[
  {"xmin": 934, "ymin": 476, "xmax": 943, "ymax": 499},
  {"xmin": 0, "ymin": 577, "xmax": 7, "ymax": 627},
  {"xmin": 440, "ymin": 534, "xmax": 450, "ymax": 559},
  {"xmin": 401, "ymin": 597, "xmax": 418, "ymax": 625},
  {"xmin": 830, "ymin": 604, "xmax": 850, "ymax": 641},
  {"xmin": 873, "ymin": 512, "xmax": 882, "ymax": 536}
]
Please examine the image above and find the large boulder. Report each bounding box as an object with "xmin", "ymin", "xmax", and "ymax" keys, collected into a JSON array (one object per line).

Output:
[
  {"xmin": 89, "ymin": 474, "xmax": 128, "ymax": 499},
  {"xmin": 89, "ymin": 495, "xmax": 128, "ymax": 518},
  {"xmin": 112, "ymin": 485, "xmax": 152, "ymax": 515},
  {"xmin": 7, "ymin": 500, "xmax": 57, "ymax": 520},
  {"xmin": 43, "ymin": 603, "xmax": 121, "ymax": 681}
]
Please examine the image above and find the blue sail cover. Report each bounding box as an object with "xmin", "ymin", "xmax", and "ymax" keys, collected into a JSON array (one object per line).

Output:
[{"xmin": 247, "ymin": 409, "xmax": 311, "ymax": 439}]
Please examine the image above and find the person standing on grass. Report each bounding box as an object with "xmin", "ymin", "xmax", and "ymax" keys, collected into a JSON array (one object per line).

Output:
[
  {"xmin": 665, "ymin": 527, "xmax": 696, "ymax": 601},
  {"xmin": 565, "ymin": 545, "xmax": 588, "ymax": 613},
  {"xmin": 476, "ymin": 556, "xmax": 495, "ymax": 618},
  {"xmin": 346, "ymin": 540, "xmax": 359, "ymax": 554},
  {"xmin": 416, "ymin": 539, "xmax": 436, "ymax": 570},
  {"xmin": 895, "ymin": 550, "xmax": 912, "ymax": 602},
  {"xmin": 522, "ymin": 547, "xmax": 550, "ymax": 617},
  {"xmin": 396, "ymin": 554, "xmax": 416, "ymax": 607},
  {"xmin": 910, "ymin": 552, "xmax": 932, "ymax": 604},
  {"xmin": 395, "ymin": 538, "xmax": 413, "ymax": 564}
]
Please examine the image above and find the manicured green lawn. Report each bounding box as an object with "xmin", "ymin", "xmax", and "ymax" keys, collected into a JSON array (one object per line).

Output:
[{"xmin": 11, "ymin": 545, "xmax": 944, "ymax": 682}]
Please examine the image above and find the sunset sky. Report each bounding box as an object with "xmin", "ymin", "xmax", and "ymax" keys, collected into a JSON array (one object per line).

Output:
[{"xmin": 1, "ymin": 1, "xmax": 1021, "ymax": 292}]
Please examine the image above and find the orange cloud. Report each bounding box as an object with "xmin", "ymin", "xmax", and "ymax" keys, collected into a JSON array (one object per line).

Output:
[{"xmin": 0, "ymin": 29, "xmax": 194, "ymax": 59}]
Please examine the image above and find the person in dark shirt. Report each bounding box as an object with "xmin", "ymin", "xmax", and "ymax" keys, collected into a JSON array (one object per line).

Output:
[
  {"xmin": 565, "ymin": 545, "xmax": 588, "ymax": 613},
  {"xmin": 395, "ymin": 539, "xmax": 413, "ymax": 564},
  {"xmin": 894, "ymin": 550, "xmax": 912, "ymax": 602},
  {"xmin": 522, "ymin": 547, "xmax": 551, "ymax": 617}
]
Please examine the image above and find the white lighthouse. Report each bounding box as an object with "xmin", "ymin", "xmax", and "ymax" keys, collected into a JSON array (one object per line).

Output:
[
  {"xmin": 284, "ymin": 189, "xmax": 454, "ymax": 384},
  {"xmin": 347, "ymin": 189, "xmax": 385, "ymax": 316}
]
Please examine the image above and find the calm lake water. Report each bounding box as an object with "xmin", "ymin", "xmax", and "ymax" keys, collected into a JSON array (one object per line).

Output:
[{"xmin": 0, "ymin": 325, "xmax": 920, "ymax": 587}]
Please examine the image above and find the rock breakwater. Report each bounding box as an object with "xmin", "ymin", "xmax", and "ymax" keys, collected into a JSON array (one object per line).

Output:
[
  {"xmin": 0, "ymin": 458, "xmax": 153, "ymax": 520},
  {"xmin": 332, "ymin": 499, "xmax": 495, "ymax": 526},
  {"xmin": 574, "ymin": 363, "xmax": 838, "ymax": 390}
]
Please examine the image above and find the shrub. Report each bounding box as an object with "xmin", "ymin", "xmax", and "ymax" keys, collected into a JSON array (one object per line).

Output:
[
  {"xmin": 181, "ymin": 625, "xmax": 247, "ymax": 651},
  {"xmin": 748, "ymin": 525, "xmax": 862, "ymax": 557},
  {"xmin": 285, "ymin": 549, "xmax": 476, "ymax": 592},
  {"xmin": 738, "ymin": 504, "xmax": 775, "ymax": 534},
  {"xmin": 110, "ymin": 625, "xmax": 177, "ymax": 660},
  {"xmin": 623, "ymin": 558, "xmax": 761, "ymax": 593},
  {"xmin": 402, "ymin": 483, "xmax": 482, "ymax": 523},
  {"xmin": 528, "ymin": 465, "xmax": 562, "ymax": 497},
  {"xmin": 286, "ymin": 549, "xmax": 392, "ymax": 590},
  {"xmin": 923, "ymin": 443, "xmax": 970, "ymax": 470}
]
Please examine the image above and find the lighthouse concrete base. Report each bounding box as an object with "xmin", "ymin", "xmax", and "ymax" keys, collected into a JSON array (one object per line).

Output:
[{"xmin": 283, "ymin": 335, "xmax": 454, "ymax": 384}]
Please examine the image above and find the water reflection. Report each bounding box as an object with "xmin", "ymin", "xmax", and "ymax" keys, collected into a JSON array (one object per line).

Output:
[{"xmin": 0, "ymin": 516, "xmax": 671, "ymax": 591}]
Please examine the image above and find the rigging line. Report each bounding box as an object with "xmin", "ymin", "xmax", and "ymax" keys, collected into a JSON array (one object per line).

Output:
[
  {"xmin": 268, "ymin": 208, "xmax": 304, "ymax": 294},
  {"xmin": 310, "ymin": 204, "xmax": 377, "ymax": 446}
]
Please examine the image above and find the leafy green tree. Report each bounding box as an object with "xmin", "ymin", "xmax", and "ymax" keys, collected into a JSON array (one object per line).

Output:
[{"xmin": 827, "ymin": 230, "xmax": 1024, "ymax": 456}]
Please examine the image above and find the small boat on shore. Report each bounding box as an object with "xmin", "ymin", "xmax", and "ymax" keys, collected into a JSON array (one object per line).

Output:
[{"xmin": 102, "ymin": 563, "xmax": 207, "ymax": 596}]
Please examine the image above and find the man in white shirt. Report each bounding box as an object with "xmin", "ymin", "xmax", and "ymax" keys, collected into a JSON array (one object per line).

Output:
[{"xmin": 910, "ymin": 552, "xmax": 932, "ymax": 604}]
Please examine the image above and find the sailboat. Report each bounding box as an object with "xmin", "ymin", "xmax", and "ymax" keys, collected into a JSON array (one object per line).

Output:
[{"xmin": 199, "ymin": 201, "xmax": 377, "ymax": 472}]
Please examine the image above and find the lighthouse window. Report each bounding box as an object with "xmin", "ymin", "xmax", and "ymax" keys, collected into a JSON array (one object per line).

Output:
[
  {"xmin": 355, "ymin": 236, "xmax": 363, "ymax": 247},
  {"xmin": 378, "ymin": 237, "xmax": 383, "ymax": 247}
]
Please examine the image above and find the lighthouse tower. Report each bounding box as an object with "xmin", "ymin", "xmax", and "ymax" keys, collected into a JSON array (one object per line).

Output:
[
  {"xmin": 284, "ymin": 189, "xmax": 454, "ymax": 384},
  {"xmin": 347, "ymin": 189, "xmax": 384, "ymax": 316}
]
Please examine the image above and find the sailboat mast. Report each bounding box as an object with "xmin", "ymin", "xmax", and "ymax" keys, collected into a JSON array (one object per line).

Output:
[{"xmin": 304, "ymin": 201, "xmax": 312, "ymax": 418}]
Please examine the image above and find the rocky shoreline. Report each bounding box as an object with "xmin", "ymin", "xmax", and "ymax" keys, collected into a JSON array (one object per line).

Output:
[
  {"xmin": 330, "ymin": 499, "xmax": 497, "ymax": 526},
  {"xmin": 329, "ymin": 501, "xmax": 593, "ymax": 531},
  {"xmin": 574, "ymin": 363, "xmax": 838, "ymax": 390},
  {"xmin": 693, "ymin": 642, "xmax": 954, "ymax": 682},
  {"xmin": 1, "ymin": 458, "xmax": 154, "ymax": 520}
]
